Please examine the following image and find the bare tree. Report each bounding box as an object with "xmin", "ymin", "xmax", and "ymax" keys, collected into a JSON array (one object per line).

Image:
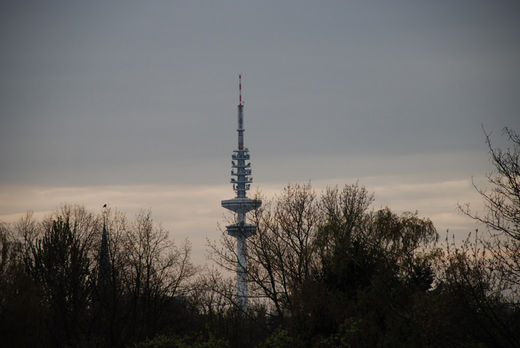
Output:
[
  {"xmin": 461, "ymin": 127, "xmax": 520, "ymax": 240},
  {"xmin": 210, "ymin": 183, "xmax": 376, "ymax": 317},
  {"xmin": 458, "ymin": 128, "xmax": 520, "ymax": 290},
  {"xmin": 446, "ymin": 127, "xmax": 520, "ymax": 347},
  {"xmin": 316, "ymin": 184, "xmax": 374, "ymax": 266},
  {"xmin": 124, "ymin": 210, "xmax": 196, "ymax": 338},
  {"xmin": 190, "ymin": 267, "xmax": 236, "ymax": 317},
  {"xmin": 44, "ymin": 205, "xmax": 100, "ymax": 252},
  {"xmin": 24, "ymin": 216, "xmax": 92, "ymax": 346}
]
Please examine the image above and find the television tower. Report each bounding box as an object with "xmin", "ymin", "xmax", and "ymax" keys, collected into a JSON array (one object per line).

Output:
[{"xmin": 221, "ymin": 75, "xmax": 262, "ymax": 313}]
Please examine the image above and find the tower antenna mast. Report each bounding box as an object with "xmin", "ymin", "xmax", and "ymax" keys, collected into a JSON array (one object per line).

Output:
[{"xmin": 221, "ymin": 75, "xmax": 262, "ymax": 313}]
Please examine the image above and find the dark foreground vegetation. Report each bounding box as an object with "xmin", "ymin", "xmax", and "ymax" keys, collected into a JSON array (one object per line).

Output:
[{"xmin": 1, "ymin": 128, "xmax": 519, "ymax": 347}]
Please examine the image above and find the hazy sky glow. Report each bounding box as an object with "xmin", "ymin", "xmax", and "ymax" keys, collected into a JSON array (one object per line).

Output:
[{"xmin": 1, "ymin": 1, "xmax": 519, "ymax": 264}]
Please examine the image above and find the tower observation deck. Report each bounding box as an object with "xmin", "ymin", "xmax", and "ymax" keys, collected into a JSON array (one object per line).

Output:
[{"xmin": 221, "ymin": 75, "xmax": 261, "ymax": 313}]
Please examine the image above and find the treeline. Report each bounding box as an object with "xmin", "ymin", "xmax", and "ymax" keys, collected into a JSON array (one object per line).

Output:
[
  {"xmin": 1, "ymin": 128, "xmax": 519, "ymax": 347},
  {"xmin": 0, "ymin": 208, "xmax": 197, "ymax": 347}
]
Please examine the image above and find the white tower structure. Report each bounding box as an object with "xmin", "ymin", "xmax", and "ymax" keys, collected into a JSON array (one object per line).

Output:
[{"xmin": 221, "ymin": 75, "xmax": 261, "ymax": 313}]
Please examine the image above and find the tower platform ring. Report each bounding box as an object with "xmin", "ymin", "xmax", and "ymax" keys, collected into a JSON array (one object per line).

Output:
[{"xmin": 221, "ymin": 197, "xmax": 262, "ymax": 213}]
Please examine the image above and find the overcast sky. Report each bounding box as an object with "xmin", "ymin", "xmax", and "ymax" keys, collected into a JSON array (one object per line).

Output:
[{"xmin": 1, "ymin": 1, "xmax": 519, "ymax": 263}]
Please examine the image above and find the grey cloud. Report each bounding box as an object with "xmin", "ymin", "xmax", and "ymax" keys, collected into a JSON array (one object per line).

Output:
[{"xmin": 1, "ymin": 1, "xmax": 519, "ymax": 186}]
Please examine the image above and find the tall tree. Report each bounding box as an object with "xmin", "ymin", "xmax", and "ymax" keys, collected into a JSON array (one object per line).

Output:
[
  {"xmin": 124, "ymin": 210, "xmax": 196, "ymax": 341},
  {"xmin": 25, "ymin": 217, "xmax": 92, "ymax": 346}
]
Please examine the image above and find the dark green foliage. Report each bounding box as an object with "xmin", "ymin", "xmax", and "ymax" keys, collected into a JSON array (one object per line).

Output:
[
  {"xmin": 290, "ymin": 215, "xmax": 437, "ymax": 347},
  {"xmin": 132, "ymin": 332, "xmax": 230, "ymax": 348},
  {"xmin": 257, "ymin": 328, "xmax": 303, "ymax": 348}
]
